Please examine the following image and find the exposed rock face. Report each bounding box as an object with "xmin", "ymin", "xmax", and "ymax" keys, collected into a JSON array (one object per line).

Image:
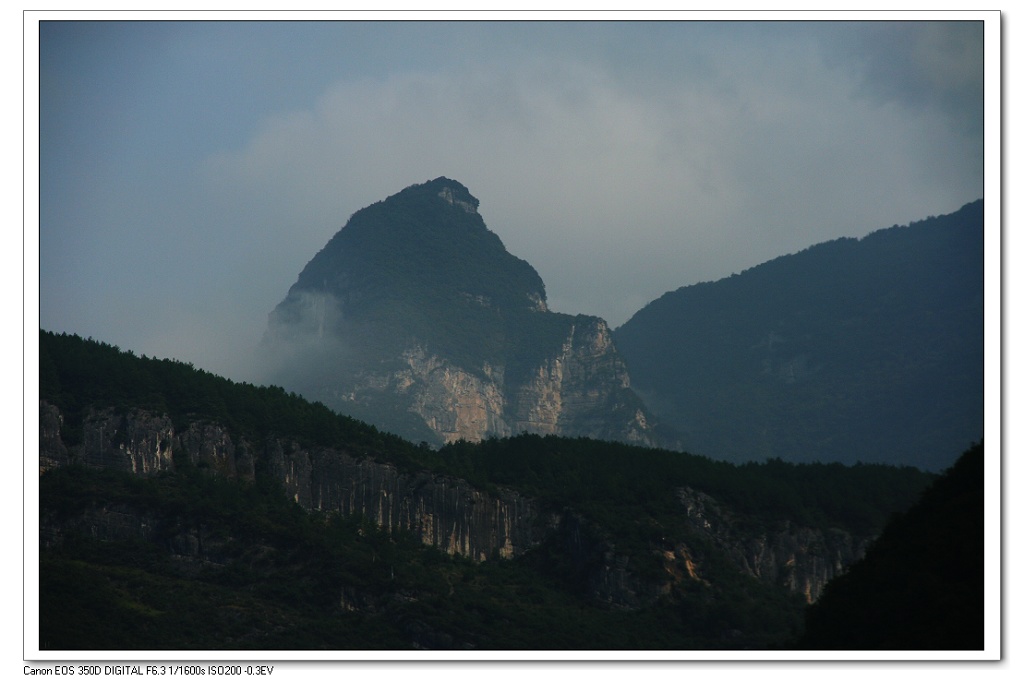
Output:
[
  {"xmin": 263, "ymin": 439, "xmax": 536, "ymax": 561},
  {"xmin": 525, "ymin": 318, "xmax": 651, "ymax": 444},
  {"xmin": 74, "ymin": 407, "xmax": 177, "ymax": 476},
  {"xmin": 40, "ymin": 401, "xmax": 537, "ymax": 562},
  {"xmin": 264, "ymin": 177, "xmax": 656, "ymax": 447},
  {"xmin": 39, "ymin": 401, "xmax": 869, "ymax": 604},
  {"xmin": 179, "ymin": 421, "xmax": 257, "ymax": 481},
  {"xmin": 39, "ymin": 401, "xmax": 69, "ymax": 473},
  {"xmin": 350, "ymin": 346, "xmax": 511, "ymax": 444},
  {"xmin": 336, "ymin": 316, "xmax": 651, "ymax": 446},
  {"xmin": 677, "ymin": 486, "xmax": 871, "ymax": 602}
]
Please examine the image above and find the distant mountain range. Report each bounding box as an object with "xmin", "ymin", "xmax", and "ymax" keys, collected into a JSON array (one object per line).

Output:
[
  {"xmin": 264, "ymin": 179, "xmax": 982, "ymax": 470},
  {"xmin": 614, "ymin": 200, "xmax": 984, "ymax": 471}
]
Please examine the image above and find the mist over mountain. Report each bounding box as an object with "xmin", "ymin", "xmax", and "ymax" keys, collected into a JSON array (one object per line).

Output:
[
  {"xmin": 614, "ymin": 200, "xmax": 984, "ymax": 471},
  {"xmin": 263, "ymin": 178, "xmax": 654, "ymax": 447}
]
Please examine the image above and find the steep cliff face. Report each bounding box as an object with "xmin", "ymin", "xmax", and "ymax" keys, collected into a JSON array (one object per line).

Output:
[
  {"xmin": 677, "ymin": 486, "xmax": 870, "ymax": 602},
  {"xmin": 69, "ymin": 406, "xmax": 177, "ymax": 476},
  {"xmin": 263, "ymin": 439, "xmax": 537, "ymax": 561},
  {"xmin": 264, "ymin": 178, "xmax": 655, "ymax": 447},
  {"xmin": 39, "ymin": 401, "xmax": 68, "ymax": 473},
  {"xmin": 39, "ymin": 400, "xmax": 871, "ymax": 605},
  {"xmin": 346, "ymin": 346, "xmax": 511, "ymax": 444},
  {"xmin": 336, "ymin": 315, "xmax": 650, "ymax": 446},
  {"xmin": 40, "ymin": 401, "xmax": 538, "ymax": 562},
  {"xmin": 514, "ymin": 317, "xmax": 649, "ymax": 444}
]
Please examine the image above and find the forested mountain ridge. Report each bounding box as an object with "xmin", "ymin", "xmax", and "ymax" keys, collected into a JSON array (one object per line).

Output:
[
  {"xmin": 264, "ymin": 177, "xmax": 654, "ymax": 448},
  {"xmin": 38, "ymin": 330, "xmax": 942, "ymax": 650},
  {"xmin": 614, "ymin": 200, "xmax": 984, "ymax": 471}
]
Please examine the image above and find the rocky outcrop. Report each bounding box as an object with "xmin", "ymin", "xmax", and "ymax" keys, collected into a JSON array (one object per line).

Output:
[
  {"xmin": 511, "ymin": 317, "xmax": 650, "ymax": 444},
  {"xmin": 437, "ymin": 185, "xmax": 477, "ymax": 214},
  {"xmin": 264, "ymin": 177, "xmax": 658, "ymax": 448},
  {"xmin": 677, "ymin": 486, "xmax": 871, "ymax": 602},
  {"xmin": 179, "ymin": 421, "xmax": 257, "ymax": 481},
  {"xmin": 74, "ymin": 407, "xmax": 176, "ymax": 476},
  {"xmin": 39, "ymin": 401, "xmax": 538, "ymax": 562},
  {"xmin": 39, "ymin": 401, "xmax": 69, "ymax": 473},
  {"xmin": 349, "ymin": 347, "xmax": 511, "ymax": 444},
  {"xmin": 39, "ymin": 401, "xmax": 867, "ymax": 603},
  {"xmin": 338, "ymin": 316, "xmax": 654, "ymax": 447},
  {"xmin": 263, "ymin": 439, "xmax": 537, "ymax": 561},
  {"xmin": 43, "ymin": 405, "xmax": 255, "ymax": 480}
]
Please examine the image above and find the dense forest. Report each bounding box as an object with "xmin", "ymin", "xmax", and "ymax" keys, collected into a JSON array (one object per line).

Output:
[
  {"xmin": 800, "ymin": 442, "xmax": 985, "ymax": 649},
  {"xmin": 34, "ymin": 331, "xmax": 969, "ymax": 651}
]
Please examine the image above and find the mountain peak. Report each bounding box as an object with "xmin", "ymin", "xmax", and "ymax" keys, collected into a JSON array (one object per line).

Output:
[
  {"xmin": 437, "ymin": 184, "xmax": 477, "ymax": 214},
  {"xmin": 268, "ymin": 177, "xmax": 550, "ymax": 358},
  {"xmin": 264, "ymin": 179, "xmax": 656, "ymax": 448},
  {"xmin": 380, "ymin": 177, "xmax": 480, "ymax": 215},
  {"xmin": 411, "ymin": 176, "xmax": 479, "ymax": 213},
  {"xmin": 278, "ymin": 177, "xmax": 542, "ymax": 314}
]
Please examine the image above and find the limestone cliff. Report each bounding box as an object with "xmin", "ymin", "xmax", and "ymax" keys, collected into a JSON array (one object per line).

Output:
[
  {"xmin": 263, "ymin": 177, "xmax": 656, "ymax": 447},
  {"xmin": 39, "ymin": 400, "xmax": 869, "ymax": 604},
  {"xmin": 333, "ymin": 315, "xmax": 650, "ymax": 446},
  {"xmin": 40, "ymin": 401, "xmax": 537, "ymax": 562},
  {"xmin": 676, "ymin": 485, "xmax": 870, "ymax": 602}
]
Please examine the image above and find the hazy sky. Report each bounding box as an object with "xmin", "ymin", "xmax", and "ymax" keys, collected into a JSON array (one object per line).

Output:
[{"xmin": 37, "ymin": 18, "xmax": 986, "ymax": 385}]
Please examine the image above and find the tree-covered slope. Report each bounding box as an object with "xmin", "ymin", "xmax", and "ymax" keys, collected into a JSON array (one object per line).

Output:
[
  {"xmin": 38, "ymin": 331, "xmax": 941, "ymax": 651},
  {"xmin": 40, "ymin": 329, "xmax": 415, "ymax": 461},
  {"xmin": 266, "ymin": 177, "xmax": 555, "ymax": 376},
  {"xmin": 41, "ymin": 331, "xmax": 931, "ymax": 537},
  {"xmin": 800, "ymin": 442, "xmax": 984, "ymax": 650},
  {"xmin": 40, "ymin": 463, "xmax": 808, "ymax": 651},
  {"xmin": 614, "ymin": 200, "xmax": 984, "ymax": 470}
]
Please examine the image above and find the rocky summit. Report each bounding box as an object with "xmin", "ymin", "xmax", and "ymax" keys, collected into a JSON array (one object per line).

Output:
[{"xmin": 264, "ymin": 177, "xmax": 654, "ymax": 447}]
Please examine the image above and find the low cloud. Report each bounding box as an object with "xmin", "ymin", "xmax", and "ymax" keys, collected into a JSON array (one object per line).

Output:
[
  {"xmin": 258, "ymin": 289, "xmax": 354, "ymax": 399},
  {"xmin": 200, "ymin": 37, "xmax": 982, "ymax": 330}
]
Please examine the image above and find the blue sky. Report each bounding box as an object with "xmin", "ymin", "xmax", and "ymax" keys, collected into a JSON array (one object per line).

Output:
[{"xmin": 36, "ymin": 17, "xmax": 987, "ymax": 385}]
